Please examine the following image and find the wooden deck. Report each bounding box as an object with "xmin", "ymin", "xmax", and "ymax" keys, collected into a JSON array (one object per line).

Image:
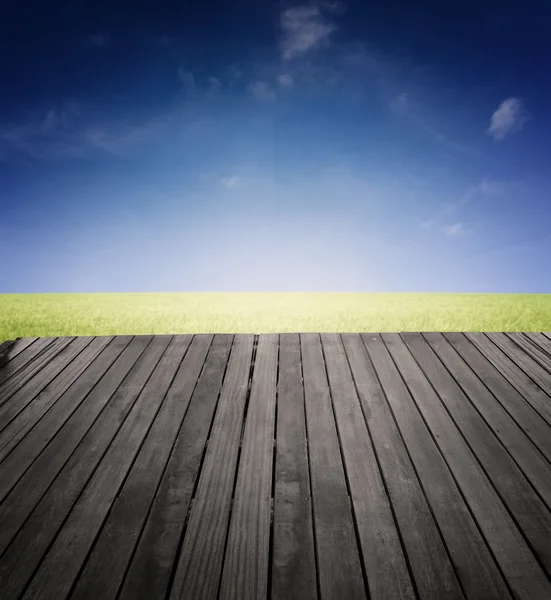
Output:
[{"xmin": 0, "ymin": 333, "xmax": 551, "ymax": 600}]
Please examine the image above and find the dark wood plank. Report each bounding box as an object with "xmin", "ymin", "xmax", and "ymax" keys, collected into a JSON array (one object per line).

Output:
[
  {"xmin": 0, "ymin": 336, "xmax": 143, "ymax": 522},
  {"xmin": 0, "ymin": 337, "xmax": 54, "ymax": 387},
  {"xmin": 0, "ymin": 336, "xmax": 113, "ymax": 463},
  {"xmin": 381, "ymin": 333, "xmax": 551, "ymax": 600},
  {"xmin": 423, "ymin": 333, "xmax": 551, "ymax": 509},
  {"xmin": 322, "ymin": 333, "xmax": 417, "ymax": 600},
  {"xmin": 271, "ymin": 333, "xmax": 317, "ymax": 600},
  {"xmin": 0, "ymin": 337, "xmax": 132, "ymax": 502},
  {"xmin": 506, "ymin": 332, "xmax": 551, "ymax": 375},
  {"xmin": 70, "ymin": 334, "xmax": 225, "ymax": 600},
  {"xmin": 299, "ymin": 333, "xmax": 366, "ymax": 600},
  {"xmin": 0, "ymin": 337, "xmax": 74, "ymax": 407},
  {"xmin": 0, "ymin": 340, "xmax": 15, "ymax": 357},
  {"xmin": 0, "ymin": 338, "xmax": 36, "ymax": 363},
  {"xmin": 448, "ymin": 333, "xmax": 551, "ymax": 460},
  {"xmin": 529, "ymin": 332, "xmax": 551, "ymax": 357},
  {"xmin": 360, "ymin": 333, "xmax": 511, "ymax": 600},
  {"xmin": 0, "ymin": 335, "xmax": 167, "ymax": 600},
  {"xmin": 342, "ymin": 333, "xmax": 467, "ymax": 600},
  {"xmin": 217, "ymin": 334, "xmax": 279, "ymax": 600},
  {"xmin": 404, "ymin": 333, "xmax": 551, "ymax": 575},
  {"xmin": 166, "ymin": 335, "xmax": 254, "ymax": 600},
  {"xmin": 18, "ymin": 335, "xmax": 190, "ymax": 600},
  {"xmin": 118, "ymin": 335, "xmax": 249, "ymax": 600},
  {"xmin": 486, "ymin": 333, "xmax": 551, "ymax": 399},
  {"xmin": 0, "ymin": 336, "xmax": 93, "ymax": 429}
]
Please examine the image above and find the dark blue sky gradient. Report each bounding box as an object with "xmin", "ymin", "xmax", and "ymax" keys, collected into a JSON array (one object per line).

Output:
[{"xmin": 1, "ymin": 0, "xmax": 550, "ymax": 292}]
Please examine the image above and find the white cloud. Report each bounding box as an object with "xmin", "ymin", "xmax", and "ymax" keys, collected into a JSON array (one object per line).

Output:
[
  {"xmin": 220, "ymin": 175, "xmax": 242, "ymax": 189},
  {"xmin": 442, "ymin": 222, "xmax": 473, "ymax": 236},
  {"xmin": 278, "ymin": 73, "xmax": 294, "ymax": 87},
  {"xmin": 280, "ymin": 4, "xmax": 338, "ymax": 60},
  {"xmin": 487, "ymin": 97, "xmax": 528, "ymax": 141},
  {"xmin": 88, "ymin": 33, "xmax": 109, "ymax": 47},
  {"xmin": 248, "ymin": 80, "xmax": 276, "ymax": 101}
]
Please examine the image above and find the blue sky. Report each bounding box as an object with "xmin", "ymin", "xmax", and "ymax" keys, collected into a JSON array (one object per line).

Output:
[{"xmin": 1, "ymin": 0, "xmax": 550, "ymax": 293}]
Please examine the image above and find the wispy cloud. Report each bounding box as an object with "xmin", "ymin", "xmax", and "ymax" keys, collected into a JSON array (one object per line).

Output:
[
  {"xmin": 220, "ymin": 175, "xmax": 242, "ymax": 189},
  {"xmin": 280, "ymin": 3, "xmax": 339, "ymax": 60},
  {"xmin": 87, "ymin": 33, "xmax": 109, "ymax": 47},
  {"xmin": 487, "ymin": 97, "xmax": 528, "ymax": 141},
  {"xmin": 248, "ymin": 80, "xmax": 276, "ymax": 101},
  {"xmin": 277, "ymin": 73, "xmax": 294, "ymax": 87},
  {"xmin": 442, "ymin": 222, "xmax": 473, "ymax": 237}
]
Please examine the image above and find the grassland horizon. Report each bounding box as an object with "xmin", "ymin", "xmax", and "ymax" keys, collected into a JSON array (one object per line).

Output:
[{"xmin": 1, "ymin": 292, "xmax": 550, "ymax": 343}]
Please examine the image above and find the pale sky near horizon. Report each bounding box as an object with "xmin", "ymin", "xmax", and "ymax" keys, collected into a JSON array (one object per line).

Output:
[{"xmin": 1, "ymin": 0, "xmax": 550, "ymax": 293}]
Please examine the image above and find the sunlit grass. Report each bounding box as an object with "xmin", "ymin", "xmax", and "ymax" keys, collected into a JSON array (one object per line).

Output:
[{"xmin": 1, "ymin": 292, "xmax": 550, "ymax": 342}]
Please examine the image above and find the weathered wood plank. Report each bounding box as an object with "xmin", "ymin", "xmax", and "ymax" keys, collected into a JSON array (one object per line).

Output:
[
  {"xmin": 119, "ymin": 334, "xmax": 247, "ymax": 600},
  {"xmin": 0, "ymin": 337, "xmax": 74, "ymax": 408},
  {"xmin": 423, "ymin": 333, "xmax": 551, "ymax": 510},
  {"xmin": 0, "ymin": 336, "xmax": 140, "ymax": 527},
  {"xmin": 448, "ymin": 333, "xmax": 551, "ymax": 460},
  {"xmin": 217, "ymin": 334, "xmax": 279, "ymax": 600},
  {"xmin": 0, "ymin": 337, "xmax": 93, "ymax": 431},
  {"xmin": 506, "ymin": 333, "xmax": 551, "ymax": 375},
  {"xmin": 167, "ymin": 335, "xmax": 254, "ymax": 600},
  {"xmin": 0, "ymin": 335, "xmax": 167, "ymax": 600},
  {"xmin": 486, "ymin": 333, "xmax": 551, "ymax": 399},
  {"xmin": 342, "ymin": 333, "xmax": 466, "ymax": 600},
  {"xmin": 404, "ymin": 333, "xmax": 551, "ymax": 575},
  {"xmin": 271, "ymin": 333, "xmax": 317, "ymax": 600},
  {"xmin": 70, "ymin": 334, "xmax": 224, "ymax": 600},
  {"xmin": 299, "ymin": 333, "xmax": 366, "ymax": 600},
  {"xmin": 0, "ymin": 338, "xmax": 35, "ymax": 362},
  {"xmin": 0, "ymin": 337, "xmax": 54, "ymax": 387},
  {"xmin": 381, "ymin": 333, "xmax": 551, "ymax": 600},
  {"xmin": 360, "ymin": 333, "xmax": 511, "ymax": 600},
  {"xmin": 526, "ymin": 332, "xmax": 551, "ymax": 359},
  {"xmin": 18, "ymin": 336, "xmax": 189, "ymax": 600},
  {"xmin": 322, "ymin": 333, "xmax": 417, "ymax": 600},
  {"xmin": 0, "ymin": 336, "xmax": 113, "ymax": 464}
]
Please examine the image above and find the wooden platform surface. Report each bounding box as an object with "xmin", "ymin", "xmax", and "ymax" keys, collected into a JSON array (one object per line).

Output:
[{"xmin": 0, "ymin": 332, "xmax": 551, "ymax": 600}]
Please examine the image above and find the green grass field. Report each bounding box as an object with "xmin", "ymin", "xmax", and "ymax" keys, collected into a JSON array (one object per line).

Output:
[{"xmin": 1, "ymin": 292, "xmax": 550, "ymax": 343}]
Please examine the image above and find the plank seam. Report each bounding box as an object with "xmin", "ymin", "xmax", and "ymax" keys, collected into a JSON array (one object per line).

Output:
[
  {"xmin": 381, "ymin": 336, "xmax": 528, "ymax": 598},
  {"xmin": 319, "ymin": 333, "xmax": 372, "ymax": 599},
  {"xmin": 114, "ymin": 334, "xmax": 220, "ymax": 600},
  {"xmin": 10, "ymin": 334, "xmax": 164, "ymax": 598},
  {"xmin": 299, "ymin": 334, "xmax": 322, "ymax": 600},
  {"xmin": 214, "ymin": 334, "xmax": 259, "ymax": 600}
]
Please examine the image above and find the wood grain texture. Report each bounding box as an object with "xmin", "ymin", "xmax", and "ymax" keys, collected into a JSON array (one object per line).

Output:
[
  {"xmin": 0, "ymin": 333, "xmax": 550, "ymax": 600},
  {"xmin": 70, "ymin": 334, "xmax": 222, "ymax": 600},
  {"xmin": 449, "ymin": 333, "xmax": 551, "ymax": 460},
  {"xmin": 0, "ymin": 336, "xmax": 114, "ymax": 465},
  {"xmin": 361, "ymin": 333, "xmax": 511, "ymax": 600},
  {"xmin": 405, "ymin": 333, "xmax": 551, "ymax": 577},
  {"xmin": 322, "ymin": 333, "xmax": 417, "ymax": 600},
  {"xmin": 382, "ymin": 333, "xmax": 551, "ymax": 600},
  {"xmin": 0, "ymin": 337, "xmax": 75, "ymax": 409},
  {"xmin": 300, "ymin": 333, "xmax": 367, "ymax": 600},
  {"xmin": 342, "ymin": 333, "xmax": 465, "ymax": 600},
  {"xmin": 271, "ymin": 333, "xmax": 317, "ymax": 600},
  {"xmin": 0, "ymin": 337, "xmax": 54, "ymax": 388},
  {"xmin": 119, "ymin": 334, "xmax": 240, "ymax": 600},
  {"xmin": 0, "ymin": 335, "xmax": 166, "ymax": 600},
  {"xmin": 218, "ymin": 334, "xmax": 279, "ymax": 600}
]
